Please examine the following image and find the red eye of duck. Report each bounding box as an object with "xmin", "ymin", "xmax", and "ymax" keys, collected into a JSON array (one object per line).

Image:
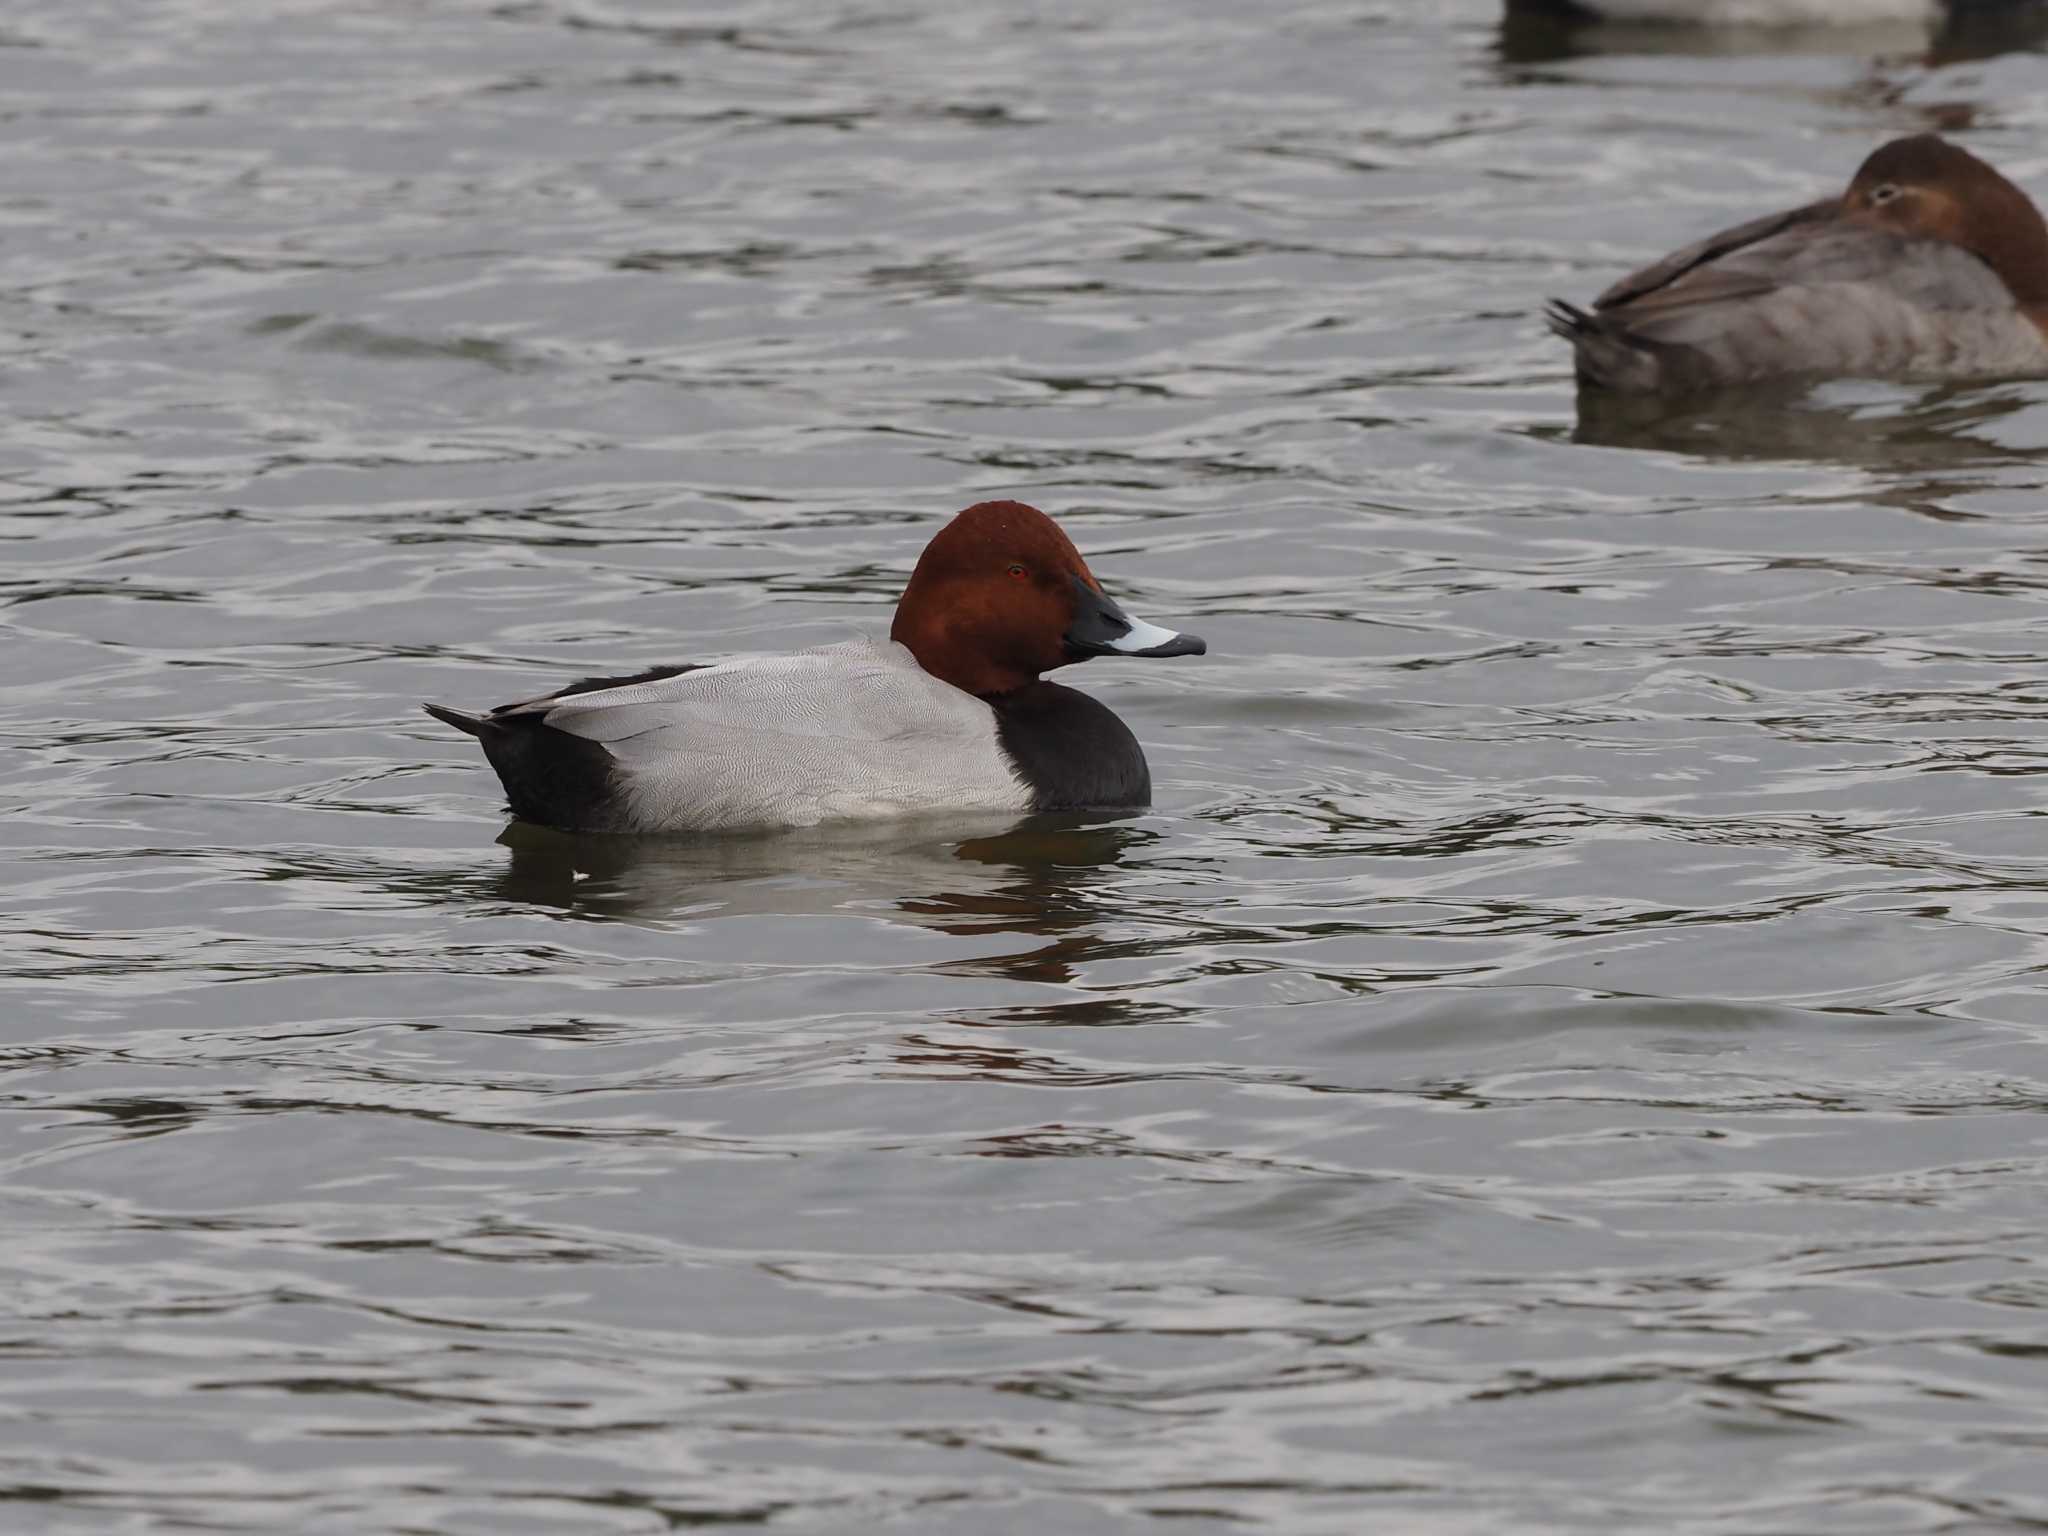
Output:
[{"xmin": 1007, "ymin": 563, "xmax": 1028, "ymax": 579}]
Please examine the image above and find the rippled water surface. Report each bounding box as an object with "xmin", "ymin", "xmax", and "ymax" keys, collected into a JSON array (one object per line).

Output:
[{"xmin": 6, "ymin": 1, "xmax": 2048, "ymax": 1530}]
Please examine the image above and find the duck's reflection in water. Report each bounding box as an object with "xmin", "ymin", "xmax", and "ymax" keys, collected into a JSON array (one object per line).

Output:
[
  {"xmin": 1564, "ymin": 378, "xmax": 2046, "ymax": 483},
  {"xmin": 490, "ymin": 811, "xmax": 1159, "ymax": 990}
]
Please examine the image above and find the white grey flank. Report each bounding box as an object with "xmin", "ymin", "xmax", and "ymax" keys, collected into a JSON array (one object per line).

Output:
[{"xmin": 503, "ymin": 636, "xmax": 1033, "ymax": 832}]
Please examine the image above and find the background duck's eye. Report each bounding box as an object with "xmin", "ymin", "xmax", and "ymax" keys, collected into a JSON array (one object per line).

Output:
[
  {"xmin": 1006, "ymin": 563, "xmax": 1028, "ymax": 579},
  {"xmin": 1870, "ymin": 182, "xmax": 1901, "ymax": 206}
]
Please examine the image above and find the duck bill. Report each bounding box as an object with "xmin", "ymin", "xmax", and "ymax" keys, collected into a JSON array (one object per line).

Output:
[{"xmin": 1064, "ymin": 575, "xmax": 1206, "ymax": 660}]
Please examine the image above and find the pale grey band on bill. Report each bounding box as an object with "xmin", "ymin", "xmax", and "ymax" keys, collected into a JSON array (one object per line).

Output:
[{"xmin": 1106, "ymin": 615, "xmax": 1188, "ymax": 653}]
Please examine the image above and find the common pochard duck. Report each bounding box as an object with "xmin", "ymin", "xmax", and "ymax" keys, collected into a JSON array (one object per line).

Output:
[
  {"xmin": 424, "ymin": 501, "xmax": 1206, "ymax": 834},
  {"xmin": 1549, "ymin": 134, "xmax": 2048, "ymax": 392}
]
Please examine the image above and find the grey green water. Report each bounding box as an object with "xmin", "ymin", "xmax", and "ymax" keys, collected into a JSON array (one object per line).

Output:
[{"xmin": 5, "ymin": 2, "xmax": 2048, "ymax": 1531}]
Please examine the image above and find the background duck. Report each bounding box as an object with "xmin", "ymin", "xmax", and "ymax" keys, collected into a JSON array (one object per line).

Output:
[{"xmin": 1549, "ymin": 133, "xmax": 2048, "ymax": 392}]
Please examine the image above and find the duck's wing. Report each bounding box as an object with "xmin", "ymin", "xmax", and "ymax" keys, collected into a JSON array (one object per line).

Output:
[
  {"xmin": 1591, "ymin": 197, "xmax": 1841, "ymax": 313},
  {"xmin": 512, "ymin": 645, "xmax": 962, "ymax": 748}
]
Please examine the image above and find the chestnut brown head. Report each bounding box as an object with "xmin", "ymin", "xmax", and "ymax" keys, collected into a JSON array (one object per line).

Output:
[
  {"xmin": 1845, "ymin": 134, "xmax": 2048, "ymax": 305},
  {"xmin": 889, "ymin": 500, "xmax": 1205, "ymax": 697}
]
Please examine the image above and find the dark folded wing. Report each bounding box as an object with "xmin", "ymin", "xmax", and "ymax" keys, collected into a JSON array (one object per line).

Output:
[{"xmin": 1594, "ymin": 197, "xmax": 1842, "ymax": 312}]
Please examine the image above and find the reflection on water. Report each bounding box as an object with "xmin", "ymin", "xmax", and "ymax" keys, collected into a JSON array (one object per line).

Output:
[
  {"xmin": 1557, "ymin": 378, "xmax": 2044, "ymax": 474},
  {"xmin": 493, "ymin": 813, "xmax": 1169, "ymax": 989},
  {"xmin": 6, "ymin": 0, "xmax": 2048, "ymax": 1531},
  {"xmin": 497, "ymin": 812, "xmax": 1142, "ymax": 928}
]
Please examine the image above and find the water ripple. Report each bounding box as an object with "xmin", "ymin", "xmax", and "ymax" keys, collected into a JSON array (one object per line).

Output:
[{"xmin": 5, "ymin": 0, "xmax": 2048, "ymax": 1531}]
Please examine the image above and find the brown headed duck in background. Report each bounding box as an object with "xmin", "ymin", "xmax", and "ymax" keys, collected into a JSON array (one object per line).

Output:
[{"xmin": 1549, "ymin": 134, "xmax": 2048, "ymax": 393}]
